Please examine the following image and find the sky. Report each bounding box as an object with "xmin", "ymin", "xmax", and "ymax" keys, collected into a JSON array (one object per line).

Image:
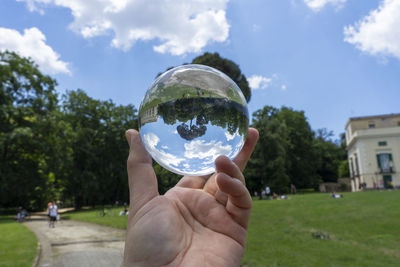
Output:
[{"xmin": 1, "ymin": 0, "xmax": 399, "ymax": 139}]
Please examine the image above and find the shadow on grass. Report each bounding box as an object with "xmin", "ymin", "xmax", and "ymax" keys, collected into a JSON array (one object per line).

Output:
[{"xmin": 0, "ymin": 216, "xmax": 14, "ymax": 224}]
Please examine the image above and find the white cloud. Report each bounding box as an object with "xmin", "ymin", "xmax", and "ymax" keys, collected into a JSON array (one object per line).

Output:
[
  {"xmin": 248, "ymin": 74, "xmax": 288, "ymax": 91},
  {"xmin": 0, "ymin": 27, "xmax": 70, "ymax": 74},
  {"xmin": 142, "ymin": 132, "xmax": 185, "ymax": 167},
  {"xmin": 225, "ymin": 130, "xmax": 238, "ymax": 141},
  {"xmin": 184, "ymin": 139, "xmax": 232, "ymax": 164},
  {"xmin": 19, "ymin": 0, "xmax": 230, "ymax": 55},
  {"xmin": 16, "ymin": 0, "xmax": 52, "ymax": 14},
  {"xmin": 248, "ymin": 75, "xmax": 272, "ymax": 90},
  {"xmin": 344, "ymin": 0, "xmax": 400, "ymax": 60},
  {"xmin": 304, "ymin": 0, "xmax": 347, "ymax": 12}
]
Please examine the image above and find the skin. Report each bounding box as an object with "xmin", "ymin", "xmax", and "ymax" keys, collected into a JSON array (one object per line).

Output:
[{"xmin": 123, "ymin": 128, "xmax": 259, "ymax": 267}]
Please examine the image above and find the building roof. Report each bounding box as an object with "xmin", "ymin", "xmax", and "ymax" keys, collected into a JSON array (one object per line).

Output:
[
  {"xmin": 345, "ymin": 113, "xmax": 400, "ymax": 128},
  {"xmin": 349, "ymin": 113, "xmax": 400, "ymax": 121}
]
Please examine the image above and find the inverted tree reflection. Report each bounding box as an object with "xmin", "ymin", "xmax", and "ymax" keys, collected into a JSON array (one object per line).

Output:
[{"xmin": 157, "ymin": 97, "xmax": 248, "ymax": 141}]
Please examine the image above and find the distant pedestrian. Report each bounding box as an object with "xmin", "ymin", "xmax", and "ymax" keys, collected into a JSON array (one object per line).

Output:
[
  {"xmin": 16, "ymin": 206, "xmax": 23, "ymax": 222},
  {"xmin": 48, "ymin": 202, "xmax": 58, "ymax": 228},
  {"xmin": 290, "ymin": 184, "xmax": 297, "ymax": 194}
]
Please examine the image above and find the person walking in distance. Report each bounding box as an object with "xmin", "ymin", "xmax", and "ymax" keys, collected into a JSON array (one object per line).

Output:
[{"xmin": 48, "ymin": 202, "xmax": 58, "ymax": 228}]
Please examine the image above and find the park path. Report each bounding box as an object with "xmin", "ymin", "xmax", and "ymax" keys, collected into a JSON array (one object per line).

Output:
[{"xmin": 24, "ymin": 210, "xmax": 125, "ymax": 267}]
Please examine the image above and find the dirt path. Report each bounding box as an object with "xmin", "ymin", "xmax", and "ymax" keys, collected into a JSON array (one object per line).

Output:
[{"xmin": 24, "ymin": 212, "xmax": 125, "ymax": 267}]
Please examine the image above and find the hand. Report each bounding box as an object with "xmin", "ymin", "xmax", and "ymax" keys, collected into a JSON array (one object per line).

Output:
[{"xmin": 123, "ymin": 128, "xmax": 259, "ymax": 267}]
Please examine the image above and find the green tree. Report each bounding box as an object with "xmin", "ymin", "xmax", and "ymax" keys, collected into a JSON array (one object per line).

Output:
[
  {"xmin": 61, "ymin": 90, "xmax": 138, "ymax": 209},
  {"xmin": 246, "ymin": 106, "xmax": 338, "ymax": 192},
  {"xmin": 337, "ymin": 133, "xmax": 350, "ymax": 178},
  {"xmin": 0, "ymin": 51, "xmax": 59, "ymax": 210},
  {"xmin": 276, "ymin": 107, "xmax": 320, "ymax": 189},
  {"xmin": 245, "ymin": 106, "xmax": 289, "ymax": 195},
  {"xmin": 313, "ymin": 129, "xmax": 342, "ymax": 183},
  {"xmin": 338, "ymin": 160, "xmax": 350, "ymax": 178}
]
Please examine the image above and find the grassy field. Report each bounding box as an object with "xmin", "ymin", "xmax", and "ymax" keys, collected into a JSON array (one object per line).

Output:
[
  {"xmin": 63, "ymin": 207, "xmax": 128, "ymax": 229},
  {"xmin": 0, "ymin": 215, "xmax": 38, "ymax": 267},
  {"xmin": 64, "ymin": 191, "xmax": 400, "ymax": 266},
  {"xmin": 243, "ymin": 190, "xmax": 400, "ymax": 266}
]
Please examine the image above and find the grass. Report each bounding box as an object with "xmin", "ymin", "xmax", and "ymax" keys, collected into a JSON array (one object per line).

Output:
[
  {"xmin": 0, "ymin": 215, "xmax": 38, "ymax": 267},
  {"xmin": 63, "ymin": 207, "xmax": 128, "ymax": 229},
  {"xmin": 63, "ymin": 191, "xmax": 400, "ymax": 266},
  {"xmin": 243, "ymin": 190, "xmax": 400, "ymax": 267},
  {"xmin": 140, "ymin": 84, "xmax": 225, "ymax": 114}
]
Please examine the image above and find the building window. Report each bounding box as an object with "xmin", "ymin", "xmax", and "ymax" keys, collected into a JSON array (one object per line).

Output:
[
  {"xmin": 378, "ymin": 141, "xmax": 387, "ymax": 146},
  {"xmin": 369, "ymin": 123, "xmax": 375, "ymax": 128},
  {"xmin": 377, "ymin": 153, "xmax": 393, "ymax": 173},
  {"xmin": 398, "ymin": 121, "xmax": 400, "ymax": 126}
]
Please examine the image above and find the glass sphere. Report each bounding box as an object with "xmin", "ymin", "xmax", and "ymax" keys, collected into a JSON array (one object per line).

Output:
[{"xmin": 139, "ymin": 64, "xmax": 249, "ymax": 176}]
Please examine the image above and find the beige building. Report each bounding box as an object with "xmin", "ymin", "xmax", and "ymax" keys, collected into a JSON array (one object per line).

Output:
[
  {"xmin": 345, "ymin": 113, "xmax": 400, "ymax": 191},
  {"xmin": 140, "ymin": 106, "xmax": 158, "ymax": 125}
]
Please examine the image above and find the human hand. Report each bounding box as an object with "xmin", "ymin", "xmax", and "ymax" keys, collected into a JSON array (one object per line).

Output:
[{"xmin": 123, "ymin": 128, "xmax": 259, "ymax": 267}]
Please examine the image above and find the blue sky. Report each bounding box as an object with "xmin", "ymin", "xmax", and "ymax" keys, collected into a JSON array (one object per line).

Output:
[{"xmin": 1, "ymin": 0, "xmax": 399, "ymax": 139}]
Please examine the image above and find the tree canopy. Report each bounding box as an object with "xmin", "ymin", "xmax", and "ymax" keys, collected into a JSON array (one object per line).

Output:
[
  {"xmin": 0, "ymin": 51, "xmax": 58, "ymax": 209},
  {"xmin": 246, "ymin": 106, "xmax": 347, "ymax": 194}
]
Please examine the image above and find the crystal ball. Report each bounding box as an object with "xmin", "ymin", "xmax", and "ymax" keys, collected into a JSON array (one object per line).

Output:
[{"xmin": 139, "ymin": 64, "xmax": 249, "ymax": 176}]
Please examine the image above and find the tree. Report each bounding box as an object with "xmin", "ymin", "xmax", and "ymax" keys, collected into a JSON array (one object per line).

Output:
[
  {"xmin": 191, "ymin": 52, "xmax": 251, "ymax": 102},
  {"xmin": 313, "ymin": 129, "xmax": 342, "ymax": 183},
  {"xmin": 277, "ymin": 107, "xmax": 320, "ymax": 189},
  {"xmin": 246, "ymin": 106, "xmax": 343, "ymax": 193},
  {"xmin": 338, "ymin": 160, "xmax": 350, "ymax": 178},
  {"xmin": 1, "ymin": 51, "xmax": 139, "ymax": 210},
  {"xmin": 338, "ymin": 133, "xmax": 350, "ymax": 178},
  {"xmin": 61, "ymin": 90, "xmax": 138, "ymax": 209},
  {"xmin": 0, "ymin": 51, "xmax": 59, "ymax": 209},
  {"xmin": 245, "ymin": 106, "xmax": 289, "ymax": 195}
]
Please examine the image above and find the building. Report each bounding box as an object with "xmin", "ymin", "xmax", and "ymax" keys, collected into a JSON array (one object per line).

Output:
[
  {"xmin": 345, "ymin": 113, "xmax": 400, "ymax": 191},
  {"xmin": 140, "ymin": 105, "xmax": 158, "ymax": 125}
]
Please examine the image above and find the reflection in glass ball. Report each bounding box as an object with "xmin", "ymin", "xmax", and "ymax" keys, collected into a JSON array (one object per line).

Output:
[{"xmin": 139, "ymin": 64, "xmax": 249, "ymax": 176}]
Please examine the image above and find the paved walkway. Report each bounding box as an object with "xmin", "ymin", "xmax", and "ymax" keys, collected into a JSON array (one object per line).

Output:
[{"xmin": 24, "ymin": 211, "xmax": 125, "ymax": 267}]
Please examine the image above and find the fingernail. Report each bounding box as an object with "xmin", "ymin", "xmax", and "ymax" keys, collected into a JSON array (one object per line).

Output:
[{"xmin": 125, "ymin": 130, "xmax": 131, "ymax": 146}]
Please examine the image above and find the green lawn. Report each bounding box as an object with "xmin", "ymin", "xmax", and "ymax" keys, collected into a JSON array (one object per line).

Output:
[
  {"xmin": 243, "ymin": 190, "xmax": 400, "ymax": 266},
  {"xmin": 63, "ymin": 207, "xmax": 128, "ymax": 229},
  {"xmin": 64, "ymin": 191, "xmax": 400, "ymax": 266},
  {"xmin": 140, "ymin": 84, "xmax": 225, "ymax": 114},
  {"xmin": 0, "ymin": 216, "xmax": 38, "ymax": 267}
]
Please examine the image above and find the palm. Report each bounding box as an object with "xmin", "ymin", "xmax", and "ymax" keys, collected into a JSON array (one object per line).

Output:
[{"xmin": 123, "ymin": 129, "xmax": 258, "ymax": 267}]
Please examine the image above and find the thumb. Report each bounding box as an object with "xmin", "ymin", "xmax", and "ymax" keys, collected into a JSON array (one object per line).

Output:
[{"xmin": 125, "ymin": 129, "xmax": 158, "ymax": 214}]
